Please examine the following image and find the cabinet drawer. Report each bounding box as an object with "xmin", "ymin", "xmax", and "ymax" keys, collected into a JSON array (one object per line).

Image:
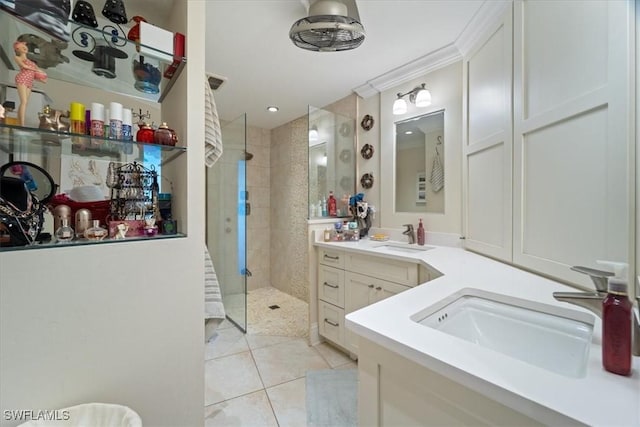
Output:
[
  {"xmin": 345, "ymin": 253, "xmax": 418, "ymax": 286},
  {"xmin": 318, "ymin": 265, "xmax": 345, "ymax": 308},
  {"xmin": 318, "ymin": 301, "xmax": 345, "ymax": 346},
  {"xmin": 319, "ymin": 248, "xmax": 345, "ymax": 268}
]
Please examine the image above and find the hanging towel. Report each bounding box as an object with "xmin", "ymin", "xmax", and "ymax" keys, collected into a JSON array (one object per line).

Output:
[
  {"xmin": 204, "ymin": 245, "xmax": 225, "ymax": 321},
  {"xmin": 430, "ymin": 152, "xmax": 444, "ymax": 193},
  {"xmin": 204, "ymin": 76, "xmax": 223, "ymax": 167}
]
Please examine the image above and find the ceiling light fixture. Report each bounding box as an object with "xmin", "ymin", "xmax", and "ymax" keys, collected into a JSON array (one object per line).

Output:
[
  {"xmin": 290, "ymin": 0, "xmax": 365, "ymax": 52},
  {"xmin": 392, "ymin": 83, "xmax": 432, "ymax": 115},
  {"xmin": 267, "ymin": 106, "xmax": 279, "ymax": 112}
]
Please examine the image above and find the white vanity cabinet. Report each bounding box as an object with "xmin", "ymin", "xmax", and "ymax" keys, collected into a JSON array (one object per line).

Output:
[{"xmin": 317, "ymin": 247, "xmax": 427, "ymax": 357}]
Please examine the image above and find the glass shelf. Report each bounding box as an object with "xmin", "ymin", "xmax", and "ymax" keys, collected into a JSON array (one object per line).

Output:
[
  {"xmin": 0, "ymin": 232, "xmax": 186, "ymax": 252},
  {"xmin": 0, "ymin": 123, "xmax": 186, "ymax": 166},
  {"xmin": 0, "ymin": 9, "xmax": 186, "ymax": 103}
]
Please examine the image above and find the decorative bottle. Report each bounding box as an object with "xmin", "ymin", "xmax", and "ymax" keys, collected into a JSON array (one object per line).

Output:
[
  {"xmin": 55, "ymin": 218, "xmax": 74, "ymax": 242},
  {"xmin": 598, "ymin": 261, "xmax": 632, "ymax": 376},
  {"xmin": 417, "ymin": 218, "xmax": 425, "ymax": 246},
  {"xmin": 85, "ymin": 220, "xmax": 108, "ymax": 241},
  {"xmin": 328, "ymin": 191, "xmax": 337, "ymax": 217},
  {"xmin": 321, "ymin": 197, "xmax": 328, "ymax": 217}
]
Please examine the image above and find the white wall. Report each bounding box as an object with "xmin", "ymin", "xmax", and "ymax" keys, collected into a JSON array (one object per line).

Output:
[
  {"xmin": 0, "ymin": 2, "xmax": 206, "ymax": 426},
  {"xmin": 379, "ymin": 61, "xmax": 463, "ymax": 234}
]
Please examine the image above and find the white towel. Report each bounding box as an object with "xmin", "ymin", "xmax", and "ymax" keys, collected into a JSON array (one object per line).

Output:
[
  {"xmin": 204, "ymin": 246, "xmax": 225, "ymax": 320},
  {"xmin": 430, "ymin": 152, "xmax": 444, "ymax": 193},
  {"xmin": 204, "ymin": 77, "xmax": 223, "ymax": 167}
]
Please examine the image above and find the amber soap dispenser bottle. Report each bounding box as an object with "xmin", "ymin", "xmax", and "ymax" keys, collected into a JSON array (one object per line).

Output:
[
  {"xmin": 417, "ymin": 218, "xmax": 425, "ymax": 246},
  {"xmin": 598, "ymin": 261, "xmax": 632, "ymax": 376}
]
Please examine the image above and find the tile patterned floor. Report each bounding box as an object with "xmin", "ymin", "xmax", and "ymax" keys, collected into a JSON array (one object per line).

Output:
[{"xmin": 205, "ymin": 319, "xmax": 356, "ymax": 426}]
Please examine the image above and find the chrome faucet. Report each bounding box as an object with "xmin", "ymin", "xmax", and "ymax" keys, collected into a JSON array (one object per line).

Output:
[
  {"xmin": 553, "ymin": 265, "xmax": 640, "ymax": 356},
  {"xmin": 402, "ymin": 224, "xmax": 416, "ymax": 244}
]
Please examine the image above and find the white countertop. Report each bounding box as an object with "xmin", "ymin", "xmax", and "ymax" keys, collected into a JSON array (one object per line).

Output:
[{"xmin": 314, "ymin": 238, "xmax": 640, "ymax": 426}]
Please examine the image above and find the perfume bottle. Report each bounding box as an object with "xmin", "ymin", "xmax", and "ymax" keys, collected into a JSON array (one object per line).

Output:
[
  {"xmin": 55, "ymin": 218, "xmax": 74, "ymax": 242},
  {"xmin": 85, "ymin": 220, "xmax": 108, "ymax": 241}
]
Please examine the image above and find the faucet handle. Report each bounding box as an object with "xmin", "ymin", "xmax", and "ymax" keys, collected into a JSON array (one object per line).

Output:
[
  {"xmin": 403, "ymin": 224, "xmax": 414, "ymax": 231},
  {"xmin": 570, "ymin": 265, "xmax": 613, "ymax": 292}
]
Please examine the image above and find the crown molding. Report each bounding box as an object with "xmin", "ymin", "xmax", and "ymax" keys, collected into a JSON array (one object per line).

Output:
[
  {"xmin": 353, "ymin": 43, "xmax": 462, "ymax": 98},
  {"xmin": 454, "ymin": 0, "xmax": 511, "ymax": 57}
]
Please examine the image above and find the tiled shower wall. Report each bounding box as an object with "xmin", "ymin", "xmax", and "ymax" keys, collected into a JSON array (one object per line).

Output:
[
  {"xmin": 269, "ymin": 94, "xmax": 358, "ymax": 303},
  {"xmin": 246, "ymin": 126, "xmax": 272, "ymax": 292},
  {"xmin": 270, "ymin": 116, "xmax": 310, "ymax": 302}
]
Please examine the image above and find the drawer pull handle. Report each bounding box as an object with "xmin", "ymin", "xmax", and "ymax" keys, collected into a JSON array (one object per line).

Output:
[
  {"xmin": 368, "ymin": 284, "xmax": 374, "ymax": 288},
  {"xmin": 323, "ymin": 282, "xmax": 339, "ymax": 289},
  {"xmin": 324, "ymin": 254, "xmax": 340, "ymax": 260},
  {"xmin": 324, "ymin": 319, "xmax": 339, "ymax": 327},
  {"xmin": 376, "ymin": 286, "xmax": 382, "ymax": 291}
]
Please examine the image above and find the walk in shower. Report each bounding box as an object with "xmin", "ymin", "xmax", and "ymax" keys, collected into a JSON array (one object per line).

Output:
[{"xmin": 206, "ymin": 113, "xmax": 248, "ymax": 332}]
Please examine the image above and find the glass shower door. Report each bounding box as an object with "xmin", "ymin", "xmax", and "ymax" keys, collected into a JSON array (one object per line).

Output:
[{"xmin": 206, "ymin": 113, "xmax": 248, "ymax": 332}]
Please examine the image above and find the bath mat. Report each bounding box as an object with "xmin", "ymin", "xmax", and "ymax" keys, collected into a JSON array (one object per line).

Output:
[{"xmin": 306, "ymin": 368, "xmax": 357, "ymax": 427}]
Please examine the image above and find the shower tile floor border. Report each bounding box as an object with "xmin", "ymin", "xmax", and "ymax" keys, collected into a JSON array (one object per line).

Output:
[{"xmin": 205, "ymin": 298, "xmax": 355, "ymax": 426}]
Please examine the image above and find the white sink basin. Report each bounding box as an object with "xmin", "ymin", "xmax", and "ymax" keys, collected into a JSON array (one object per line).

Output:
[
  {"xmin": 411, "ymin": 289, "xmax": 595, "ymax": 378},
  {"xmin": 375, "ymin": 243, "xmax": 434, "ymax": 253}
]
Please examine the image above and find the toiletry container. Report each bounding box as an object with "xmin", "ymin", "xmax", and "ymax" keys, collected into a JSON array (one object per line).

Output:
[
  {"xmin": 70, "ymin": 102, "xmax": 85, "ymax": 134},
  {"xmin": 90, "ymin": 102, "xmax": 105, "ymax": 137},
  {"xmin": 328, "ymin": 191, "xmax": 337, "ymax": 216},
  {"xmin": 417, "ymin": 218, "xmax": 425, "ymax": 245},
  {"xmin": 321, "ymin": 197, "xmax": 327, "ymax": 217},
  {"xmin": 75, "ymin": 208, "xmax": 92, "ymax": 238},
  {"xmin": 598, "ymin": 260, "xmax": 632, "ymax": 376},
  {"xmin": 109, "ymin": 102, "xmax": 123, "ymax": 139}
]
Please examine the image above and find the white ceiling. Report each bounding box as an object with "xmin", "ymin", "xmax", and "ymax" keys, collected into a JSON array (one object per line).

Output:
[{"xmin": 204, "ymin": 0, "xmax": 484, "ymax": 130}]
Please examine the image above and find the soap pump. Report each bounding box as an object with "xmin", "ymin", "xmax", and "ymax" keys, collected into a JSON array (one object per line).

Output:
[
  {"xmin": 597, "ymin": 260, "xmax": 632, "ymax": 376},
  {"xmin": 417, "ymin": 218, "xmax": 425, "ymax": 246}
]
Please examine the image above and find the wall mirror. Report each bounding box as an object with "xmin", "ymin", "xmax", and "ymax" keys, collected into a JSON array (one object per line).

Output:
[
  {"xmin": 308, "ymin": 106, "xmax": 355, "ymax": 218},
  {"xmin": 395, "ymin": 109, "xmax": 444, "ymax": 213}
]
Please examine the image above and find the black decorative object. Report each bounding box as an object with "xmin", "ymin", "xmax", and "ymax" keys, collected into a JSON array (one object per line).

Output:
[
  {"xmin": 109, "ymin": 162, "xmax": 158, "ymax": 221},
  {"xmin": 102, "ymin": 0, "xmax": 127, "ymax": 25},
  {"xmin": 360, "ymin": 114, "xmax": 374, "ymax": 131},
  {"xmin": 0, "ymin": 161, "xmax": 57, "ymax": 247},
  {"xmin": 72, "ymin": 0, "xmax": 98, "ymax": 28},
  {"xmin": 360, "ymin": 143, "xmax": 374, "ymax": 159},
  {"xmin": 92, "ymin": 41, "xmax": 116, "ymax": 79},
  {"xmin": 360, "ymin": 173, "xmax": 374, "ymax": 189}
]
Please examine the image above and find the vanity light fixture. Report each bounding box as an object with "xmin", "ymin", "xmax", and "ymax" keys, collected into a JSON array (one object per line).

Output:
[
  {"xmin": 309, "ymin": 125, "xmax": 319, "ymax": 142},
  {"xmin": 392, "ymin": 83, "xmax": 432, "ymax": 115},
  {"xmin": 404, "ymin": 130, "xmax": 413, "ymax": 135},
  {"xmin": 267, "ymin": 106, "xmax": 279, "ymax": 112}
]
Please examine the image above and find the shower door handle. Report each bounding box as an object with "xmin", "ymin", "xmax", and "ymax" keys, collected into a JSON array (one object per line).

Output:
[{"xmin": 246, "ymin": 202, "xmax": 251, "ymax": 215}]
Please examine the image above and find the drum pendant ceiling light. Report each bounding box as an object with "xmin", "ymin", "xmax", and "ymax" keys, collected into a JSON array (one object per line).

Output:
[{"xmin": 289, "ymin": 0, "xmax": 365, "ymax": 52}]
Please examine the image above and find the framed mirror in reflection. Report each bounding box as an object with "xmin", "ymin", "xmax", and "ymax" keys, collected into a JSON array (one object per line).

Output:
[{"xmin": 395, "ymin": 109, "xmax": 444, "ymax": 214}]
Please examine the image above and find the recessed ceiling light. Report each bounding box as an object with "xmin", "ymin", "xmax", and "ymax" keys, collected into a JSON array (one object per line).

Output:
[
  {"xmin": 267, "ymin": 106, "xmax": 279, "ymax": 112},
  {"xmin": 405, "ymin": 130, "xmax": 413, "ymax": 135}
]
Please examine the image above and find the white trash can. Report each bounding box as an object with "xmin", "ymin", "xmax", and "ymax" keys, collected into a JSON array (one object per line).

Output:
[{"xmin": 17, "ymin": 403, "xmax": 142, "ymax": 427}]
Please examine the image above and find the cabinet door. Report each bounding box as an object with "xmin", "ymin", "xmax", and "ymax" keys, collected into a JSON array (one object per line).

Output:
[
  {"xmin": 512, "ymin": 0, "xmax": 633, "ymax": 286},
  {"xmin": 462, "ymin": 3, "xmax": 513, "ymax": 262},
  {"xmin": 344, "ymin": 271, "xmax": 376, "ymax": 355},
  {"xmin": 318, "ymin": 265, "xmax": 345, "ymax": 308}
]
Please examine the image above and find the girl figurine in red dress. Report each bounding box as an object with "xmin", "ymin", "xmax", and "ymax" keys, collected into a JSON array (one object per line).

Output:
[{"xmin": 13, "ymin": 40, "xmax": 47, "ymax": 126}]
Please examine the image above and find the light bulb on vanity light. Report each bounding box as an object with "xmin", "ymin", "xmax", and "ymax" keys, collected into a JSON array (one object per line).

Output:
[
  {"xmin": 392, "ymin": 97, "xmax": 408, "ymax": 115},
  {"xmin": 414, "ymin": 87, "xmax": 432, "ymax": 107}
]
